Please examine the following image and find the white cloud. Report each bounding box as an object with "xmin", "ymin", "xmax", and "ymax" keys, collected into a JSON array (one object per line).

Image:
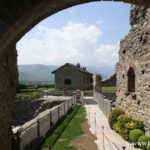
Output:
[
  {"xmin": 93, "ymin": 43, "xmax": 119, "ymax": 66},
  {"xmin": 17, "ymin": 21, "xmax": 119, "ymax": 67}
]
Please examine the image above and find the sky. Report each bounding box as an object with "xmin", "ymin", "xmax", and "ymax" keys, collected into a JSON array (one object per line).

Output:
[{"xmin": 17, "ymin": 2, "xmax": 130, "ymax": 70}]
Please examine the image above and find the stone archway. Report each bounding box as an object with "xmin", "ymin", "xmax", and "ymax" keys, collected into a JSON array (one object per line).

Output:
[
  {"xmin": 0, "ymin": 0, "xmax": 150, "ymax": 56},
  {"xmin": 0, "ymin": 0, "xmax": 150, "ymax": 150}
]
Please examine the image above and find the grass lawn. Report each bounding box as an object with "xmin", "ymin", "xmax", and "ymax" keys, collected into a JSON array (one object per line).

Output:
[
  {"xmin": 42, "ymin": 105, "xmax": 86, "ymax": 150},
  {"xmin": 16, "ymin": 87, "xmax": 56, "ymax": 101},
  {"xmin": 102, "ymin": 86, "xmax": 116, "ymax": 93}
]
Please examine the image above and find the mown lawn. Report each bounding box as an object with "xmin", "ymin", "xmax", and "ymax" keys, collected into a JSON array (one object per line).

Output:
[
  {"xmin": 42, "ymin": 105, "xmax": 86, "ymax": 150},
  {"xmin": 102, "ymin": 86, "xmax": 116, "ymax": 93}
]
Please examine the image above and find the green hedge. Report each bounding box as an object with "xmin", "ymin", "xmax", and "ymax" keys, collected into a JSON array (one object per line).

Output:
[
  {"xmin": 147, "ymin": 144, "xmax": 150, "ymax": 150},
  {"xmin": 109, "ymin": 108, "xmax": 145, "ymax": 144},
  {"xmin": 113, "ymin": 114, "xmax": 131, "ymax": 140},
  {"xmin": 126, "ymin": 119, "xmax": 144, "ymax": 130},
  {"xmin": 138, "ymin": 136, "xmax": 150, "ymax": 150},
  {"xmin": 129, "ymin": 129, "xmax": 144, "ymax": 142},
  {"xmin": 108, "ymin": 108, "xmax": 125, "ymax": 129}
]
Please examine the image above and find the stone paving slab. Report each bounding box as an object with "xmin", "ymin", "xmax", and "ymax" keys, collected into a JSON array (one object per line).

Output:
[{"xmin": 84, "ymin": 97, "xmax": 139, "ymax": 150}]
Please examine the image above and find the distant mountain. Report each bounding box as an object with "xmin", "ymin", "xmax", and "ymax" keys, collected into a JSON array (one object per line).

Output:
[
  {"xmin": 87, "ymin": 66, "xmax": 115, "ymax": 80},
  {"xmin": 18, "ymin": 64, "xmax": 115, "ymax": 83},
  {"xmin": 18, "ymin": 64, "xmax": 58, "ymax": 84}
]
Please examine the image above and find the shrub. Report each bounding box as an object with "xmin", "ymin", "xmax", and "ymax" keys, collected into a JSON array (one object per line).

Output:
[
  {"xmin": 115, "ymin": 114, "xmax": 132, "ymax": 140},
  {"xmin": 126, "ymin": 120, "xmax": 144, "ymax": 130},
  {"xmin": 108, "ymin": 108, "xmax": 125, "ymax": 129},
  {"xmin": 138, "ymin": 136, "xmax": 150, "ymax": 150},
  {"xmin": 118, "ymin": 114, "xmax": 132, "ymax": 123},
  {"xmin": 129, "ymin": 129, "xmax": 144, "ymax": 143},
  {"xmin": 147, "ymin": 144, "xmax": 150, "ymax": 150},
  {"xmin": 113, "ymin": 122, "xmax": 120, "ymax": 133}
]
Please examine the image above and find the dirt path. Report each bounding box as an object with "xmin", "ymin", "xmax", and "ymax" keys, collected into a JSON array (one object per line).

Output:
[{"xmin": 71, "ymin": 119, "xmax": 98, "ymax": 150}]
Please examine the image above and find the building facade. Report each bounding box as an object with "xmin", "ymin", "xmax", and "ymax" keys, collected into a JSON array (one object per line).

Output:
[{"xmin": 52, "ymin": 63, "xmax": 93, "ymax": 90}]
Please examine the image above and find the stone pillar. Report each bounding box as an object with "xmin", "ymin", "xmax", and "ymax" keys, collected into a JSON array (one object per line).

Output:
[
  {"xmin": 93, "ymin": 74, "xmax": 102, "ymax": 93},
  {"xmin": 0, "ymin": 46, "xmax": 18, "ymax": 150}
]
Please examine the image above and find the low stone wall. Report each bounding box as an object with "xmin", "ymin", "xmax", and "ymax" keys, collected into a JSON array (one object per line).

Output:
[{"xmin": 12, "ymin": 96, "xmax": 77, "ymax": 150}]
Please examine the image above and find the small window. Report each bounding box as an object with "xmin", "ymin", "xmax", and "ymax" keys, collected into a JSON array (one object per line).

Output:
[
  {"xmin": 86, "ymin": 77, "xmax": 89, "ymax": 84},
  {"xmin": 83, "ymin": 77, "xmax": 86, "ymax": 84},
  {"xmin": 127, "ymin": 67, "xmax": 135, "ymax": 92},
  {"xmin": 64, "ymin": 79, "xmax": 71, "ymax": 85},
  {"xmin": 90, "ymin": 77, "xmax": 93, "ymax": 83}
]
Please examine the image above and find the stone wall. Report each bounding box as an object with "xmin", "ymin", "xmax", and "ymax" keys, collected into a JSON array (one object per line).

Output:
[
  {"xmin": 116, "ymin": 5, "xmax": 150, "ymax": 134},
  {"xmin": 12, "ymin": 97, "xmax": 77, "ymax": 150},
  {"xmin": 0, "ymin": 46, "xmax": 18, "ymax": 149}
]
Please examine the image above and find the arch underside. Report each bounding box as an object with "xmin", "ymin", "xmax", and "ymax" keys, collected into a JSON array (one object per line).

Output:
[{"xmin": 0, "ymin": 0, "xmax": 149, "ymax": 57}]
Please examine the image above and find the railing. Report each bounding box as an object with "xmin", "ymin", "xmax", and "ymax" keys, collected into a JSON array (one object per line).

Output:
[
  {"xmin": 93, "ymin": 91, "xmax": 112, "ymax": 118},
  {"xmin": 12, "ymin": 96, "xmax": 77, "ymax": 150}
]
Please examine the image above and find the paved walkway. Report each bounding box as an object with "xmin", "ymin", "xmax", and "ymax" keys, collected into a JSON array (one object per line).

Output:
[{"xmin": 84, "ymin": 97, "xmax": 138, "ymax": 150}]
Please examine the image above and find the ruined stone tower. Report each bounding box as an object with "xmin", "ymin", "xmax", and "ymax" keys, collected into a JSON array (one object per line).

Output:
[{"xmin": 116, "ymin": 5, "xmax": 150, "ymax": 134}]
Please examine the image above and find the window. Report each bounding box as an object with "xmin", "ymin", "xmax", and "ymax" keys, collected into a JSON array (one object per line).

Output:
[
  {"xmin": 64, "ymin": 79, "xmax": 71, "ymax": 85},
  {"xmin": 83, "ymin": 77, "xmax": 86, "ymax": 84},
  {"xmin": 127, "ymin": 67, "xmax": 135, "ymax": 92},
  {"xmin": 90, "ymin": 77, "xmax": 93, "ymax": 83},
  {"xmin": 86, "ymin": 77, "xmax": 89, "ymax": 84}
]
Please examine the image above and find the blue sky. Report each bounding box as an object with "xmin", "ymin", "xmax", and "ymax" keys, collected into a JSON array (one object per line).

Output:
[{"xmin": 17, "ymin": 2, "xmax": 130, "ymax": 69}]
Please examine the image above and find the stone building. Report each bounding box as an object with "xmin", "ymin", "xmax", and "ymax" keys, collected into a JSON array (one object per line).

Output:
[
  {"xmin": 52, "ymin": 63, "xmax": 93, "ymax": 90},
  {"xmin": 116, "ymin": 5, "xmax": 150, "ymax": 134}
]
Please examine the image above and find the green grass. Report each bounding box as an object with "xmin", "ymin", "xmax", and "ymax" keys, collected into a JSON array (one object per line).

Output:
[
  {"xmin": 102, "ymin": 86, "xmax": 116, "ymax": 93},
  {"xmin": 16, "ymin": 87, "xmax": 56, "ymax": 101},
  {"xmin": 42, "ymin": 105, "xmax": 86, "ymax": 150}
]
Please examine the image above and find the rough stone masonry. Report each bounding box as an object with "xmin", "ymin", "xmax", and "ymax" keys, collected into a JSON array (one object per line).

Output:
[{"xmin": 116, "ymin": 5, "xmax": 150, "ymax": 134}]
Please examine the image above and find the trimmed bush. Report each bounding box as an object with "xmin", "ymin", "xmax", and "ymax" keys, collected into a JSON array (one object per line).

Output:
[
  {"xmin": 138, "ymin": 136, "xmax": 150, "ymax": 150},
  {"xmin": 108, "ymin": 108, "xmax": 125, "ymax": 129},
  {"xmin": 118, "ymin": 114, "xmax": 132, "ymax": 123},
  {"xmin": 147, "ymin": 144, "xmax": 150, "ymax": 150},
  {"xmin": 114, "ymin": 114, "xmax": 132, "ymax": 140},
  {"xmin": 126, "ymin": 120, "xmax": 144, "ymax": 130},
  {"xmin": 129, "ymin": 129, "xmax": 144, "ymax": 143}
]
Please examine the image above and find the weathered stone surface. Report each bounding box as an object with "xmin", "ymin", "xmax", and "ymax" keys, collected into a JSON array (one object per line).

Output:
[
  {"xmin": 0, "ymin": 46, "xmax": 18, "ymax": 150},
  {"xmin": 116, "ymin": 5, "xmax": 150, "ymax": 134}
]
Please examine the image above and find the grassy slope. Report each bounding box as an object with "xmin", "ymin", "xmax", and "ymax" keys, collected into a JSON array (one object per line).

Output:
[
  {"xmin": 102, "ymin": 86, "xmax": 116, "ymax": 93},
  {"xmin": 16, "ymin": 87, "xmax": 55, "ymax": 100},
  {"xmin": 42, "ymin": 105, "xmax": 85, "ymax": 150}
]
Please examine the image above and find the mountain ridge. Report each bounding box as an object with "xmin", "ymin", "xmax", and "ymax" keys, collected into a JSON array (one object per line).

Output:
[{"xmin": 18, "ymin": 64, "xmax": 115, "ymax": 83}]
